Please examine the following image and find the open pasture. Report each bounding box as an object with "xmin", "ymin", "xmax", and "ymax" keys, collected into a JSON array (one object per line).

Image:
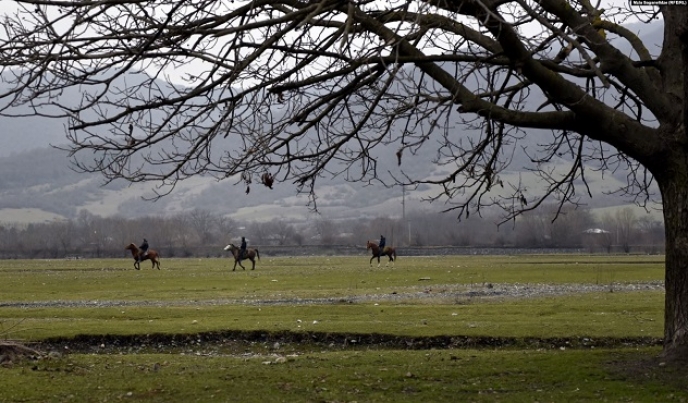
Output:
[
  {"xmin": 0, "ymin": 254, "xmax": 665, "ymax": 303},
  {"xmin": 2, "ymin": 254, "xmax": 685, "ymax": 402},
  {"xmin": 0, "ymin": 254, "xmax": 666, "ymax": 339}
]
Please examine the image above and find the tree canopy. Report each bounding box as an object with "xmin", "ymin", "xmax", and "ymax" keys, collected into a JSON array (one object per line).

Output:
[{"xmin": 1, "ymin": 0, "xmax": 687, "ymax": 357}]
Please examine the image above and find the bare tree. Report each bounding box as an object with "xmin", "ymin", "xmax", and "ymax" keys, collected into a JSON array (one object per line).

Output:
[
  {"xmin": 515, "ymin": 209, "xmax": 549, "ymax": 247},
  {"xmin": 271, "ymin": 219, "xmax": 298, "ymax": 245},
  {"xmin": 216, "ymin": 216, "xmax": 237, "ymax": 243},
  {"xmin": 169, "ymin": 213, "xmax": 193, "ymax": 256},
  {"xmin": 246, "ymin": 221, "xmax": 270, "ymax": 245},
  {"xmin": 0, "ymin": 1, "xmax": 687, "ymax": 357},
  {"xmin": 75, "ymin": 210, "xmax": 100, "ymax": 256},
  {"xmin": 53, "ymin": 220, "xmax": 76, "ymax": 256},
  {"xmin": 615, "ymin": 207, "xmax": 638, "ymax": 253},
  {"xmin": 637, "ymin": 215, "xmax": 664, "ymax": 253},
  {"xmin": 365, "ymin": 217, "xmax": 401, "ymax": 245},
  {"xmin": 314, "ymin": 219, "xmax": 337, "ymax": 245},
  {"xmin": 548, "ymin": 205, "xmax": 595, "ymax": 247},
  {"xmin": 188, "ymin": 209, "xmax": 217, "ymax": 246}
]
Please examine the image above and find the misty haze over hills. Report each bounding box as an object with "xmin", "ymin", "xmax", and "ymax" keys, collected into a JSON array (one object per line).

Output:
[{"xmin": 0, "ymin": 20, "xmax": 665, "ymax": 226}]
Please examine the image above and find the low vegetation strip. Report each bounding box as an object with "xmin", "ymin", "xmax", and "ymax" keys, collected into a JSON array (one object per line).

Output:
[{"xmin": 33, "ymin": 329, "xmax": 663, "ymax": 355}]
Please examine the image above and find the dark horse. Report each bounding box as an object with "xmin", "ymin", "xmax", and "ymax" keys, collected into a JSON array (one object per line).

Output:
[
  {"xmin": 367, "ymin": 240, "xmax": 397, "ymax": 267},
  {"xmin": 224, "ymin": 243, "xmax": 260, "ymax": 271},
  {"xmin": 125, "ymin": 243, "xmax": 161, "ymax": 270}
]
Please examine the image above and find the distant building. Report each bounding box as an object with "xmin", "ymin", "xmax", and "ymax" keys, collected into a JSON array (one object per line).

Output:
[{"xmin": 583, "ymin": 228, "xmax": 611, "ymax": 234}]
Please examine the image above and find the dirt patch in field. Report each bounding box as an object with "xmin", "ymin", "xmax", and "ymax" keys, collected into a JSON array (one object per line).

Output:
[{"xmin": 0, "ymin": 341, "xmax": 42, "ymax": 365}]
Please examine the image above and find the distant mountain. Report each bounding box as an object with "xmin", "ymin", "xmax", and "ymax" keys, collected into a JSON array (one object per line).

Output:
[
  {"xmin": 0, "ymin": 116, "xmax": 67, "ymax": 157},
  {"xmin": 0, "ymin": 141, "xmax": 646, "ymax": 225}
]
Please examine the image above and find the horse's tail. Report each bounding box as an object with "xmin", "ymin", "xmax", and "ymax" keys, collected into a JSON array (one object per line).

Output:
[{"xmin": 255, "ymin": 249, "xmax": 260, "ymax": 260}]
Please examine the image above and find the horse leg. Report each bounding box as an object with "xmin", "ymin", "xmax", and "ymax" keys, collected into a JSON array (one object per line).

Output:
[
  {"xmin": 386, "ymin": 253, "xmax": 396, "ymax": 267},
  {"xmin": 233, "ymin": 260, "xmax": 237, "ymax": 271},
  {"xmin": 250, "ymin": 257, "xmax": 255, "ymax": 270},
  {"xmin": 377, "ymin": 255, "xmax": 381, "ymax": 268},
  {"xmin": 237, "ymin": 259, "xmax": 246, "ymax": 270},
  {"xmin": 134, "ymin": 259, "xmax": 140, "ymax": 270}
]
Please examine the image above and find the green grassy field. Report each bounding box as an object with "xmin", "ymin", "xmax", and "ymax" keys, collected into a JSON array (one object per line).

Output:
[{"xmin": 1, "ymin": 254, "xmax": 684, "ymax": 402}]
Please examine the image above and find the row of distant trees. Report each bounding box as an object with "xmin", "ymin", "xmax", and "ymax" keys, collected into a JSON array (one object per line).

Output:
[{"xmin": 0, "ymin": 205, "xmax": 664, "ymax": 259}]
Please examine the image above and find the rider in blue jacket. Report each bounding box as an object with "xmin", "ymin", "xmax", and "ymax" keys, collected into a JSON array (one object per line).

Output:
[{"xmin": 138, "ymin": 238, "xmax": 149, "ymax": 262}]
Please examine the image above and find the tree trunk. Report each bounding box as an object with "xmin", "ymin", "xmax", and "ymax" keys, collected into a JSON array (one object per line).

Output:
[
  {"xmin": 656, "ymin": 6, "xmax": 688, "ymax": 360},
  {"xmin": 659, "ymin": 170, "xmax": 688, "ymax": 359}
]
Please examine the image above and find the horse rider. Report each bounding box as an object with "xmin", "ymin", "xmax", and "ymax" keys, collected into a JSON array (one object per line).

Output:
[
  {"xmin": 378, "ymin": 235, "xmax": 386, "ymax": 257},
  {"xmin": 138, "ymin": 238, "xmax": 149, "ymax": 262},
  {"xmin": 239, "ymin": 236, "xmax": 247, "ymax": 260}
]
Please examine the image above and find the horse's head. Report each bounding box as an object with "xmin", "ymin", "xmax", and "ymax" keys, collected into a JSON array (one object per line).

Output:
[
  {"xmin": 223, "ymin": 244, "xmax": 236, "ymax": 251},
  {"xmin": 125, "ymin": 243, "xmax": 136, "ymax": 251},
  {"xmin": 366, "ymin": 241, "xmax": 373, "ymax": 249}
]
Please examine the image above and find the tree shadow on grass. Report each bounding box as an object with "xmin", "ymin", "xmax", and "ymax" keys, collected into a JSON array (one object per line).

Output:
[{"xmin": 606, "ymin": 347, "xmax": 688, "ymax": 392}]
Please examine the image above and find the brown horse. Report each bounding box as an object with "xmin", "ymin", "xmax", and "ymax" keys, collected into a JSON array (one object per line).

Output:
[
  {"xmin": 224, "ymin": 243, "xmax": 260, "ymax": 271},
  {"xmin": 367, "ymin": 240, "xmax": 397, "ymax": 267},
  {"xmin": 125, "ymin": 243, "xmax": 161, "ymax": 270}
]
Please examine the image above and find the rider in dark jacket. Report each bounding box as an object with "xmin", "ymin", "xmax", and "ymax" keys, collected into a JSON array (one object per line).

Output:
[
  {"xmin": 138, "ymin": 238, "xmax": 149, "ymax": 262},
  {"xmin": 379, "ymin": 235, "xmax": 386, "ymax": 256},
  {"xmin": 239, "ymin": 237, "xmax": 247, "ymax": 259}
]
